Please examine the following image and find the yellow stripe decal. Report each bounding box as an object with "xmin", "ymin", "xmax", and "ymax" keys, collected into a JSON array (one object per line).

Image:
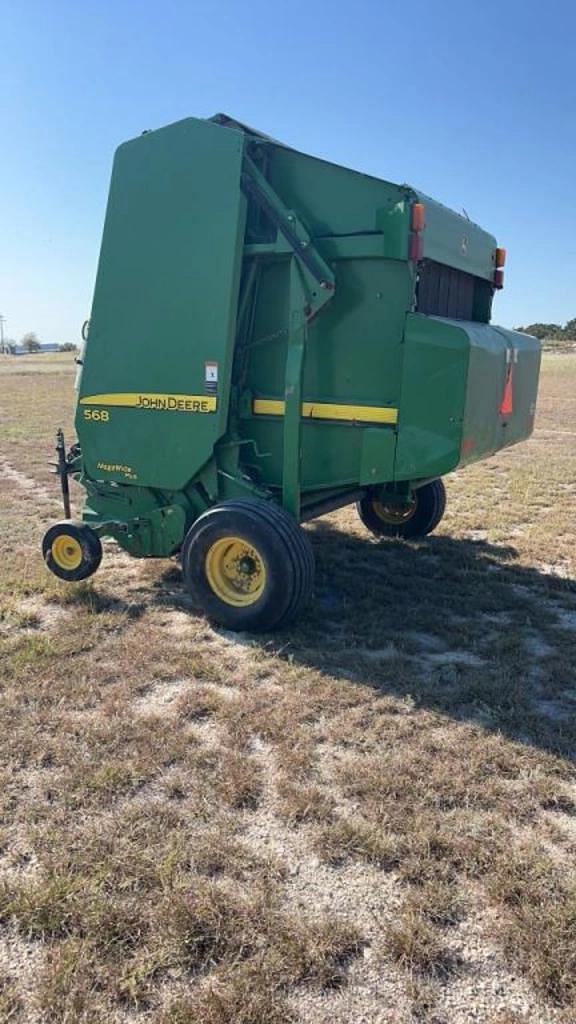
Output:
[
  {"xmin": 253, "ymin": 399, "xmax": 398, "ymax": 425},
  {"xmin": 80, "ymin": 393, "xmax": 217, "ymax": 413}
]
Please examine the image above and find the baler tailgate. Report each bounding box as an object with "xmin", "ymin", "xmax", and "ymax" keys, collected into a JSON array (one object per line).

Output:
[{"xmin": 76, "ymin": 118, "xmax": 247, "ymax": 491}]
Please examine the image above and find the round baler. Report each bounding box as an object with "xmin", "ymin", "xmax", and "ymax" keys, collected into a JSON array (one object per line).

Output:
[{"xmin": 43, "ymin": 114, "xmax": 540, "ymax": 630}]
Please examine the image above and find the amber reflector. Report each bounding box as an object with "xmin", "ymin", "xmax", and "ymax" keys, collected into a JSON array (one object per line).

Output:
[{"xmin": 411, "ymin": 203, "xmax": 426, "ymax": 232}]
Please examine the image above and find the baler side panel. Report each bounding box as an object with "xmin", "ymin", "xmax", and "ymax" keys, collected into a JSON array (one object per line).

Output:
[
  {"xmin": 235, "ymin": 140, "xmax": 414, "ymax": 499},
  {"xmin": 76, "ymin": 117, "xmax": 246, "ymax": 491},
  {"xmin": 267, "ymin": 147, "xmax": 411, "ymax": 239},
  {"xmin": 394, "ymin": 314, "xmax": 469, "ymax": 481},
  {"xmin": 240, "ymin": 257, "xmax": 412, "ymax": 492}
]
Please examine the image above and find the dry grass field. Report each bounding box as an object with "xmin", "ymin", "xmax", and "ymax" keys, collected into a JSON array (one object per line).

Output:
[{"xmin": 0, "ymin": 352, "xmax": 575, "ymax": 1024}]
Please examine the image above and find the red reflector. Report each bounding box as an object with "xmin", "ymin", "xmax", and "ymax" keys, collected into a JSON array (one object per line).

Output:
[
  {"xmin": 409, "ymin": 233, "xmax": 424, "ymax": 261},
  {"xmin": 494, "ymin": 269, "xmax": 504, "ymax": 289}
]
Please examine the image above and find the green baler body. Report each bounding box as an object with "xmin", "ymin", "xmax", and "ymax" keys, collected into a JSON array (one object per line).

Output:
[{"xmin": 75, "ymin": 115, "xmax": 540, "ymax": 556}]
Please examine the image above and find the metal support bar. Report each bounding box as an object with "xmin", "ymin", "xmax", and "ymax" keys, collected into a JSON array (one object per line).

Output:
[
  {"xmin": 241, "ymin": 151, "xmax": 338, "ymax": 519},
  {"xmin": 241, "ymin": 155, "xmax": 335, "ymax": 321},
  {"xmin": 55, "ymin": 428, "xmax": 71, "ymax": 519},
  {"xmin": 282, "ymin": 260, "xmax": 307, "ymax": 518},
  {"xmin": 300, "ymin": 488, "xmax": 364, "ymax": 522}
]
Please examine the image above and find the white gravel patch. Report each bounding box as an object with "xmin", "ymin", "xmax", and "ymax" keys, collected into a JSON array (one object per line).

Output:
[
  {"xmin": 133, "ymin": 678, "xmax": 189, "ymax": 713},
  {"xmin": 0, "ymin": 461, "xmax": 54, "ymax": 503}
]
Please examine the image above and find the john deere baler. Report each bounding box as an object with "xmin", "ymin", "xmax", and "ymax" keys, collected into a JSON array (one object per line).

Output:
[{"xmin": 43, "ymin": 114, "xmax": 540, "ymax": 630}]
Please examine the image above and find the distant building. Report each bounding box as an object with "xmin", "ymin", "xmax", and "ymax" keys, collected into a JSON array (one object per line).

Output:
[{"xmin": 12, "ymin": 343, "xmax": 61, "ymax": 355}]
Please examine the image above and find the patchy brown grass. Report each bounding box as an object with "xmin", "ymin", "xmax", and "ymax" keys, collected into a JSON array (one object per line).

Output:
[
  {"xmin": 486, "ymin": 842, "xmax": 576, "ymax": 1006},
  {"xmin": 382, "ymin": 906, "xmax": 459, "ymax": 979},
  {"xmin": 0, "ymin": 972, "xmax": 22, "ymax": 1022},
  {"xmin": 0, "ymin": 353, "xmax": 575, "ymax": 1022},
  {"xmin": 159, "ymin": 960, "xmax": 294, "ymax": 1024}
]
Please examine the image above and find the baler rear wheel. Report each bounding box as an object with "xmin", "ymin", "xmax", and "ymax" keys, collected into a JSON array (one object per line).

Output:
[
  {"xmin": 181, "ymin": 499, "xmax": 314, "ymax": 632},
  {"xmin": 42, "ymin": 521, "xmax": 103, "ymax": 581},
  {"xmin": 357, "ymin": 479, "xmax": 446, "ymax": 539}
]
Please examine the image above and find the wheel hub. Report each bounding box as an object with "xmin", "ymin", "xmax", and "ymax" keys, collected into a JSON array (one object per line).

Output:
[
  {"xmin": 372, "ymin": 497, "xmax": 417, "ymax": 526},
  {"xmin": 205, "ymin": 536, "xmax": 266, "ymax": 607},
  {"xmin": 51, "ymin": 535, "xmax": 83, "ymax": 571}
]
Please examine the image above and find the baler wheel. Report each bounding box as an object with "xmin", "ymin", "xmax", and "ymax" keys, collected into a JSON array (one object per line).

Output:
[
  {"xmin": 181, "ymin": 499, "xmax": 314, "ymax": 632},
  {"xmin": 42, "ymin": 521, "xmax": 103, "ymax": 582},
  {"xmin": 357, "ymin": 479, "xmax": 446, "ymax": 539}
]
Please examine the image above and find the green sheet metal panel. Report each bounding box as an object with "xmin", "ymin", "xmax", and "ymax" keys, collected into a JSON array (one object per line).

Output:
[
  {"xmin": 266, "ymin": 145, "xmax": 411, "ymax": 239},
  {"xmin": 394, "ymin": 313, "xmax": 469, "ymax": 481},
  {"xmin": 497, "ymin": 328, "xmax": 540, "ymax": 449},
  {"xmin": 395, "ymin": 315, "xmax": 541, "ymax": 482},
  {"xmin": 415, "ymin": 192, "xmax": 496, "ymax": 281},
  {"xmin": 76, "ymin": 117, "xmax": 246, "ymax": 491},
  {"xmin": 359, "ymin": 428, "xmax": 398, "ymax": 486},
  {"xmin": 459, "ymin": 323, "xmax": 540, "ymax": 467},
  {"xmin": 456, "ymin": 321, "xmax": 507, "ymax": 463},
  {"xmin": 239, "ymin": 257, "xmax": 412, "ymax": 491}
]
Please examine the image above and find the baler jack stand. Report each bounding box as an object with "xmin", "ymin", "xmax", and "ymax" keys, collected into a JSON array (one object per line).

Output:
[{"xmin": 54, "ymin": 428, "xmax": 71, "ymax": 520}]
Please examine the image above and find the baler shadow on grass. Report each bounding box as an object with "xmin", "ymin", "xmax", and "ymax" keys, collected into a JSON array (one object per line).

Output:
[
  {"xmin": 151, "ymin": 523, "xmax": 576, "ymax": 763},
  {"xmin": 50, "ymin": 582, "xmax": 148, "ymax": 621}
]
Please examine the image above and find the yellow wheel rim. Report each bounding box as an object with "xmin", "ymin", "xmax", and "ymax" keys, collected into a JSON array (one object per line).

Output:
[
  {"xmin": 51, "ymin": 534, "xmax": 83, "ymax": 571},
  {"xmin": 205, "ymin": 536, "xmax": 267, "ymax": 607},
  {"xmin": 373, "ymin": 497, "xmax": 417, "ymax": 525}
]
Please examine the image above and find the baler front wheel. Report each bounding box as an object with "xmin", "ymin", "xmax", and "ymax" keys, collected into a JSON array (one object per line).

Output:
[
  {"xmin": 42, "ymin": 521, "xmax": 103, "ymax": 582},
  {"xmin": 181, "ymin": 500, "xmax": 314, "ymax": 632},
  {"xmin": 357, "ymin": 479, "xmax": 446, "ymax": 539}
]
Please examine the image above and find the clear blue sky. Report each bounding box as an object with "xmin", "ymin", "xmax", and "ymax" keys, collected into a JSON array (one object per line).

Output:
[{"xmin": 2, "ymin": 0, "xmax": 575, "ymax": 344}]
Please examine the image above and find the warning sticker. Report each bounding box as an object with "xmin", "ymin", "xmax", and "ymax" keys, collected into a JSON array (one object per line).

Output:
[{"xmin": 205, "ymin": 362, "xmax": 218, "ymax": 394}]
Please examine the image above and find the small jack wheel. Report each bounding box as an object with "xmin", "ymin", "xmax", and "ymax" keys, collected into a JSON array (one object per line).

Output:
[
  {"xmin": 357, "ymin": 479, "xmax": 447, "ymax": 539},
  {"xmin": 42, "ymin": 521, "xmax": 102, "ymax": 582}
]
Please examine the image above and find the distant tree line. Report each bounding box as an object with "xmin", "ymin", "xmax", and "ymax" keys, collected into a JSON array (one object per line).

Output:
[
  {"xmin": 22, "ymin": 332, "xmax": 41, "ymax": 352},
  {"xmin": 1, "ymin": 332, "xmax": 78, "ymax": 354},
  {"xmin": 515, "ymin": 318, "xmax": 576, "ymax": 341}
]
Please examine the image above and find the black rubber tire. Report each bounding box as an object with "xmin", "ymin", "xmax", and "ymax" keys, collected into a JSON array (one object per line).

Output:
[
  {"xmin": 181, "ymin": 499, "xmax": 314, "ymax": 632},
  {"xmin": 357, "ymin": 479, "xmax": 447, "ymax": 539},
  {"xmin": 42, "ymin": 520, "xmax": 103, "ymax": 581}
]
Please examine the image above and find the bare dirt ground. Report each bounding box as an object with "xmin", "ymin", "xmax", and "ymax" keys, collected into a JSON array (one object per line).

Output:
[{"xmin": 0, "ymin": 352, "xmax": 575, "ymax": 1024}]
